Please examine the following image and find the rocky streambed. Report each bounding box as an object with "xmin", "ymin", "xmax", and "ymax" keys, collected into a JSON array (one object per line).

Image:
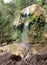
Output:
[
  {"xmin": 0, "ymin": 44, "xmax": 47, "ymax": 65},
  {"xmin": 0, "ymin": 51, "xmax": 47, "ymax": 65}
]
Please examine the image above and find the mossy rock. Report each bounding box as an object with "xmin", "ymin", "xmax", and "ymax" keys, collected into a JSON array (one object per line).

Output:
[
  {"xmin": 13, "ymin": 4, "xmax": 45, "ymax": 27},
  {"xmin": 13, "ymin": 4, "xmax": 46, "ymax": 44}
]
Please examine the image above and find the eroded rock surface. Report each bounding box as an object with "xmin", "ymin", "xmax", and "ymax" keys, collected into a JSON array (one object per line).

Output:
[
  {"xmin": 13, "ymin": 4, "xmax": 45, "ymax": 27},
  {"xmin": 0, "ymin": 51, "xmax": 47, "ymax": 65},
  {"xmin": 0, "ymin": 44, "xmax": 47, "ymax": 65}
]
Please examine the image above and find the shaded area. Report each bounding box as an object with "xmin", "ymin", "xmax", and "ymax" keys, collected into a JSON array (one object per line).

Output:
[
  {"xmin": 10, "ymin": 55, "xmax": 22, "ymax": 61},
  {"xmin": 0, "ymin": 52, "xmax": 22, "ymax": 65},
  {"xmin": 0, "ymin": 51, "xmax": 47, "ymax": 65}
]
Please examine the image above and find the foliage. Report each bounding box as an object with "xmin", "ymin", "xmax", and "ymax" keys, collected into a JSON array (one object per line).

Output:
[
  {"xmin": 0, "ymin": 0, "xmax": 47, "ymax": 44},
  {"xmin": 28, "ymin": 14, "xmax": 46, "ymax": 44},
  {"xmin": 0, "ymin": 0, "xmax": 15, "ymax": 43},
  {"xmin": 35, "ymin": 0, "xmax": 45, "ymax": 5}
]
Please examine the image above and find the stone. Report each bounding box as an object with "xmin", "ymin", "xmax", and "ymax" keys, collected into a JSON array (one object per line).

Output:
[
  {"xmin": 42, "ymin": 32, "xmax": 47, "ymax": 39},
  {"xmin": 0, "ymin": 44, "xmax": 27, "ymax": 58},
  {"xmin": 13, "ymin": 4, "xmax": 45, "ymax": 27}
]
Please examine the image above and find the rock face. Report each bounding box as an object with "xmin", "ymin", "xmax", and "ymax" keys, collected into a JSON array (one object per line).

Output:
[
  {"xmin": 13, "ymin": 4, "xmax": 45, "ymax": 27},
  {"xmin": 0, "ymin": 3, "xmax": 47, "ymax": 65},
  {"xmin": 0, "ymin": 45, "xmax": 47, "ymax": 65},
  {"xmin": 13, "ymin": 4, "xmax": 46, "ymax": 44},
  {"xmin": 0, "ymin": 43, "xmax": 47, "ymax": 65}
]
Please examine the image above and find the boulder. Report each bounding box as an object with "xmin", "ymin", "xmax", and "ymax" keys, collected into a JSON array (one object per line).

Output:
[
  {"xmin": 13, "ymin": 4, "xmax": 45, "ymax": 27},
  {"xmin": 0, "ymin": 44, "xmax": 27, "ymax": 58},
  {"xmin": 42, "ymin": 32, "xmax": 47, "ymax": 39}
]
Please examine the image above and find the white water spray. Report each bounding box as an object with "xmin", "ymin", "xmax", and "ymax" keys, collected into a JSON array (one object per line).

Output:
[{"xmin": 24, "ymin": 7, "xmax": 29, "ymax": 16}]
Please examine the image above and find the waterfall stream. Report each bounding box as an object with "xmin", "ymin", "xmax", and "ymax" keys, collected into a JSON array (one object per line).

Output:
[
  {"xmin": 20, "ymin": 6, "xmax": 30, "ymax": 53},
  {"xmin": 21, "ymin": 22, "xmax": 30, "ymax": 53},
  {"xmin": 22, "ymin": 22, "xmax": 29, "ymax": 43}
]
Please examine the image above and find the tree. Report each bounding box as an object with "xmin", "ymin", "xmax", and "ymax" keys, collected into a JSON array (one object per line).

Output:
[{"xmin": 0, "ymin": 0, "xmax": 15, "ymax": 43}]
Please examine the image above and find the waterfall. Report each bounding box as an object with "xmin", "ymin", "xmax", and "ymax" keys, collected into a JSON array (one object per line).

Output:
[
  {"xmin": 22, "ymin": 22, "xmax": 29, "ymax": 43},
  {"xmin": 24, "ymin": 6, "xmax": 29, "ymax": 16},
  {"xmin": 21, "ymin": 7, "xmax": 30, "ymax": 53},
  {"xmin": 21, "ymin": 22, "xmax": 30, "ymax": 52}
]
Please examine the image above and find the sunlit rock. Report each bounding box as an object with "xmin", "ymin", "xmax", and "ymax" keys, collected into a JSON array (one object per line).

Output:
[
  {"xmin": 42, "ymin": 32, "xmax": 47, "ymax": 39},
  {"xmin": 21, "ymin": 4, "xmax": 43, "ymax": 16},
  {"xmin": 13, "ymin": 16, "xmax": 21, "ymax": 27},
  {"xmin": 13, "ymin": 4, "xmax": 45, "ymax": 27},
  {"xmin": 0, "ymin": 44, "xmax": 27, "ymax": 58}
]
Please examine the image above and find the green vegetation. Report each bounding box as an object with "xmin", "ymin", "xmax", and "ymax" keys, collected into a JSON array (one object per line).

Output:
[
  {"xmin": 28, "ymin": 14, "xmax": 46, "ymax": 44},
  {"xmin": 0, "ymin": 0, "xmax": 47, "ymax": 44}
]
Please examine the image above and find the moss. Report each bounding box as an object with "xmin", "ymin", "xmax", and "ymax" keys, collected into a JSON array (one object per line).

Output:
[
  {"xmin": 28, "ymin": 13, "xmax": 46, "ymax": 44},
  {"xmin": 13, "ymin": 4, "xmax": 46, "ymax": 44}
]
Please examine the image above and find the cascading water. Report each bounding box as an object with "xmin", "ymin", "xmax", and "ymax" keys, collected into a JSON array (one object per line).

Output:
[
  {"xmin": 21, "ymin": 6, "xmax": 30, "ymax": 53},
  {"xmin": 21, "ymin": 22, "xmax": 29, "ymax": 51}
]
